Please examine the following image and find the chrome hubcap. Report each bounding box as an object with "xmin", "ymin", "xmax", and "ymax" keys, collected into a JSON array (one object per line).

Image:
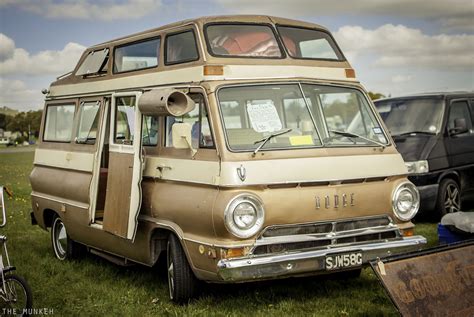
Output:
[
  {"xmin": 55, "ymin": 221, "xmax": 67, "ymax": 257},
  {"xmin": 444, "ymin": 184, "xmax": 460, "ymax": 213},
  {"xmin": 167, "ymin": 242, "xmax": 174, "ymax": 299}
]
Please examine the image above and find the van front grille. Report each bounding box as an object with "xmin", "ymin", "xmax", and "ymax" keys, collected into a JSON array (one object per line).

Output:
[{"xmin": 252, "ymin": 215, "xmax": 400, "ymax": 255}]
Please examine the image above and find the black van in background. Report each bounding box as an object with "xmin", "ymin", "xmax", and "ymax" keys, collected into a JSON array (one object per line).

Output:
[{"xmin": 374, "ymin": 92, "xmax": 474, "ymax": 219}]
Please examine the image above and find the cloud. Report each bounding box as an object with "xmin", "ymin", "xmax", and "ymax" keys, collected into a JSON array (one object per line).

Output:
[
  {"xmin": 214, "ymin": 0, "xmax": 474, "ymax": 32},
  {"xmin": 0, "ymin": 0, "xmax": 162, "ymax": 21},
  {"xmin": 334, "ymin": 24, "xmax": 474, "ymax": 69},
  {"xmin": 0, "ymin": 79, "xmax": 43, "ymax": 110},
  {"xmin": 391, "ymin": 75, "xmax": 413, "ymax": 83},
  {"xmin": 0, "ymin": 33, "xmax": 15, "ymax": 61},
  {"xmin": 0, "ymin": 33, "xmax": 86, "ymax": 76}
]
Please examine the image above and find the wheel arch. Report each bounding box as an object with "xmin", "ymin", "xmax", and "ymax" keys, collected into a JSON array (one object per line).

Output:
[
  {"xmin": 43, "ymin": 208, "xmax": 59, "ymax": 228},
  {"xmin": 147, "ymin": 223, "xmax": 195, "ymax": 270},
  {"xmin": 437, "ymin": 170, "xmax": 460, "ymax": 188}
]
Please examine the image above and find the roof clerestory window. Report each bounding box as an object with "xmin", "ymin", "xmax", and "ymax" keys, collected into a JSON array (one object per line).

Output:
[{"xmin": 76, "ymin": 48, "xmax": 109, "ymax": 76}]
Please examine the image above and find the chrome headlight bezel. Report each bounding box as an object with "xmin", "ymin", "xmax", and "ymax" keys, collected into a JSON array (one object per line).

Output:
[
  {"xmin": 405, "ymin": 160, "xmax": 429, "ymax": 174},
  {"xmin": 392, "ymin": 182, "xmax": 420, "ymax": 221},
  {"xmin": 224, "ymin": 194, "xmax": 265, "ymax": 239}
]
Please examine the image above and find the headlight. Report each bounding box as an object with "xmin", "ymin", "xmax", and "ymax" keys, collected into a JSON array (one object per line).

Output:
[
  {"xmin": 405, "ymin": 160, "xmax": 429, "ymax": 174},
  {"xmin": 392, "ymin": 182, "xmax": 420, "ymax": 221},
  {"xmin": 224, "ymin": 194, "xmax": 265, "ymax": 238}
]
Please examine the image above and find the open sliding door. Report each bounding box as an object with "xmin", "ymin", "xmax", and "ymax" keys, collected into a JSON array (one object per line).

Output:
[{"xmin": 103, "ymin": 92, "xmax": 143, "ymax": 240}]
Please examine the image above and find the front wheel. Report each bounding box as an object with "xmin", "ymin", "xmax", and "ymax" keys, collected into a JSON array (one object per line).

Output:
[
  {"xmin": 435, "ymin": 179, "xmax": 461, "ymax": 219},
  {"xmin": 1, "ymin": 274, "xmax": 33, "ymax": 315},
  {"xmin": 166, "ymin": 234, "xmax": 197, "ymax": 303},
  {"xmin": 51, "ymin": 215, "xmax": 84, "ymax": 260}
]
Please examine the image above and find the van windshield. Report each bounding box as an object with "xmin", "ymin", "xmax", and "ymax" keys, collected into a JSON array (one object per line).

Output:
[
  {"xmin": 218, "ymin": 83, "xmax": 388, "ymax": 152},
  {"xmin": 375, "ymin": 98, "xmax": 445, "ymax": 136}
]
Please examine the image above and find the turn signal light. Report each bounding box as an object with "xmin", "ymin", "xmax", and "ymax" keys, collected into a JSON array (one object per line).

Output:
[
  {"xmin": 204, "ymin": 65, "xmax": 224, "ymax": 76},
  {"xmin": 401, "ymin": 228, "xmax": 414, "ymax": 237},
  {"xmin": 223, "ymin": 247, "xmax": 246, "ymax": 258},
  {"xmin": 345, "ymin": 68, "xmax": 356, "ymax": 78}
]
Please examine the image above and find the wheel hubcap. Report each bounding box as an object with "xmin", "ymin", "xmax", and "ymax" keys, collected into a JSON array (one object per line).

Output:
[
  {"xmin": 444, "ymin": 184, "xmax": 460, "ymax": 213},
  {"xmin": 167, "ymin": 242, "xmax": 174, "ymax": 299},
  {"xmin": 55, "ymin": 220, "xmax": 67, "ymax": 257}
]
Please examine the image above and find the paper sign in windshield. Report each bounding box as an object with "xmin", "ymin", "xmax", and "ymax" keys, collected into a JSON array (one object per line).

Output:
[
  {"xmin": 290, "ymin": 135, "xmax": 314, "ymax": 146},
  {"xmin": 246, "ymin": 102, "xmax": 282, "ymax": 133}
]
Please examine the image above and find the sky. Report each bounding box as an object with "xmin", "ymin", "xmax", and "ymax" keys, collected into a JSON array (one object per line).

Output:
[{"xmin": 0, "ymin": 0, "xmax": 473, "ymax": 111}]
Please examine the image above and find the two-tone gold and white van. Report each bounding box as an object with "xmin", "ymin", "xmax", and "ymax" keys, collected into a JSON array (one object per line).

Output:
[{"xmin": 30, "ymin": 15, "xmax": 426, "ymax": 303}]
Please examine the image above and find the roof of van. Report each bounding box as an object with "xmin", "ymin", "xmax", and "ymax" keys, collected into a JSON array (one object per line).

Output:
[
  {"xmin": 374, "ymin": 91, "xmax": 474, "ymax": 102},
  {"xmin": 91, "ymin": 15, "xmax": 329, "ymax": 49}
]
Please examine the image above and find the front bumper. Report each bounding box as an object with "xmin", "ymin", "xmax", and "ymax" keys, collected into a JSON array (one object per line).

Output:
[{"xmin": 217, "ymin": 235, "xmax": 426, "ymax": 282}]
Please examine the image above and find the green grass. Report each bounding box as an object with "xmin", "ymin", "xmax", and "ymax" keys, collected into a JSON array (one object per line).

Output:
[{"xmin": 0, "ymin": 151, "xmax": 439, "ymax": 316}]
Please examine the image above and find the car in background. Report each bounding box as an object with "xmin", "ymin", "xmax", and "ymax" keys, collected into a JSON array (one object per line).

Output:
[{"xmin": 375, "ymin": 92, "xmax": 474, "ymax": 219}]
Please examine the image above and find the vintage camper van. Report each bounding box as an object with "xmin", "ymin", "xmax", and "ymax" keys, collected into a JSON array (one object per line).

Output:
[{"xmin": 30, "ymin": 15, "xmax": 426, "ymax": 303}]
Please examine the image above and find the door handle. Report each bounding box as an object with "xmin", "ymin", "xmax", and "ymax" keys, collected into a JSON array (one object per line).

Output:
[
  {"xmin": 156, "ymin": 164, "xmax": 172, "ymax": 172},
  {"xmin": 156, "ymin": 164, "xmax": 172, "ymax": 179}
]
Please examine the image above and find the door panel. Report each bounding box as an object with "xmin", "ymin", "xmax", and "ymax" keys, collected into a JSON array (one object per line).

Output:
[
  {"xmin": 103, "ymin": 152, "xmax": 134, "ymax": 237},
  {"xmin": 446, "ymin": 100, "xmax": 474, "ymax": 167},
  {"xmin": 102, "ymin": 92, "xmax": 143, "ymax": 240}
]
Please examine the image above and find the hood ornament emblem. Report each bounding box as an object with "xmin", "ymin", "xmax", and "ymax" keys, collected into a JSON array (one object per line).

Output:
[{"xmin": 237, "ymin": 165, "xmax": 246, "ymax": 182}]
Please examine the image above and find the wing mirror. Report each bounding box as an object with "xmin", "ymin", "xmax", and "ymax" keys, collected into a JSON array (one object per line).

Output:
[
  {"xmin": 449, "ymin": 118, "xmax": 468, "ymax": 136},
  {"xmin": 172, "ymin": 123, "xmax": 197, "ymax": 156}
]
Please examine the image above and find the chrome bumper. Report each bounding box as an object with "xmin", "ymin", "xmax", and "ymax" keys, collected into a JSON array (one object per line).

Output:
[{"xmin": 217, "ymin": 236, "xmax": 426, "ymax": 282}]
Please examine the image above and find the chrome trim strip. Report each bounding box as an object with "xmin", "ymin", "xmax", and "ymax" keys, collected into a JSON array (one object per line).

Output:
[{"xmin": 31, "ymin": 192, "xmax": 89, "ymax": 210}]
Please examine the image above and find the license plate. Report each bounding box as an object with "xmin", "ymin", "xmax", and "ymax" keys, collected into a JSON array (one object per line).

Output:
[{"xmin": 325, "ymin": 252, "xmax": 363, "ymax": 270}]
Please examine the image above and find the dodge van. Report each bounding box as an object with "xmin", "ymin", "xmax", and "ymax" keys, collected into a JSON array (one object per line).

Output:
[
  {"xmin": 375, "ymin": 92, "xmax": 474, "ymax": 219},
  {"xmin": 30, "ymin": 15, "xmax": 426, "ymax": 303}
]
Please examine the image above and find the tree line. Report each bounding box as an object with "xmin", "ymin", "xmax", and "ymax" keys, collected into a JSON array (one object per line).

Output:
[{"xmin": 0, "ymin": 110, "xmax": 43, "ymax": 143}]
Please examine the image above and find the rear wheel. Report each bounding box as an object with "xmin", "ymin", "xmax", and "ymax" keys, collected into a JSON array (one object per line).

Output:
[
  {"xmin": 1, "ymin": 274, "xmax": 33, "ymax": 315},
  {"xmin": 51, "ymin": 215, "xmax": 84, "ymax": 260},
  {"xmin": 166, "ymin": 234, "xmax": 197, "ymax": 303},
  {"xmin": 436, "ymin": 179, "xmax": 461, "ymax": 219}
]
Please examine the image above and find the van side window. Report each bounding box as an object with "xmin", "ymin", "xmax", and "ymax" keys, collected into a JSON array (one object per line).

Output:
[
  {"xmin": 449, "ymin": 100, "xmax": 473, "ymax": 134},
  {"xmin": 115, "ymin": 96, "xmax": 136, "ymax": 145},
  {"xmin": 43, "ymin": 104, "xmax": 76, "ymax": 142},
  {"xmin": 114, "ymin": 37, "xmax": 160, "ymax": 73},
  {"xmin": 165, "ymin": 30, "xmax": 199, "ymax": 65},
  {"xmin": 165, "ymin": 94, "xmax": 214, "ymax": 148},
  {"xmin": 142, "ymin": 116, "xmax": 159, "ymax": 146},
  {"xmin": 76, "ymin": 101, "xmax": 100, "ymax": 144}
]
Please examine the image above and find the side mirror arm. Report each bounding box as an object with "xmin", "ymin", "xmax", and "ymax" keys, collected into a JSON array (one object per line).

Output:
[{"xmin": 182, "ymin": 136, "xmax": 197, "ymax": 158}]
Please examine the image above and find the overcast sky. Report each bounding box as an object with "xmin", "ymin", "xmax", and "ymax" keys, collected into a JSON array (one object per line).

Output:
[{"xmin": 0, "ymin": 0, "xmax": 473, "ymax": 111}]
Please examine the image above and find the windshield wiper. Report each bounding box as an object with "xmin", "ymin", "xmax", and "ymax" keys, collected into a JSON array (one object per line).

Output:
[
  {"xmin": 328, "ymin": 130, "xmax": 386, "ymax": 148},
  {"xmin": 392, "ymin": 131, "xmax": 436, "ymax": 137},
  {"xmin": 252, "ymin": 128, "xmax": 292, "ymax": 157}
]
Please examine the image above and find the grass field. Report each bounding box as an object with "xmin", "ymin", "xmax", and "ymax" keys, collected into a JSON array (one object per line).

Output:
[{"xmin": 0, "ymin": 150, "xmax": 440, "ymax": 316}]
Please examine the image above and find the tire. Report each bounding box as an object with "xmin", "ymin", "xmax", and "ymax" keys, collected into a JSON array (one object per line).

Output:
[
  {"xmin": 166, "ymin": 234, "xmax": 197, "ymax": 303},
  {"xmin": 435, "ymin": 178, "xmax": 461, "ymax": 219},
  {"xmin": 51, "ymin": 215, "xmax": 84, "ymax": 260},
  {"xmin": 2, "ymin": 274, "xmax": 33, "ymax": 315}
]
